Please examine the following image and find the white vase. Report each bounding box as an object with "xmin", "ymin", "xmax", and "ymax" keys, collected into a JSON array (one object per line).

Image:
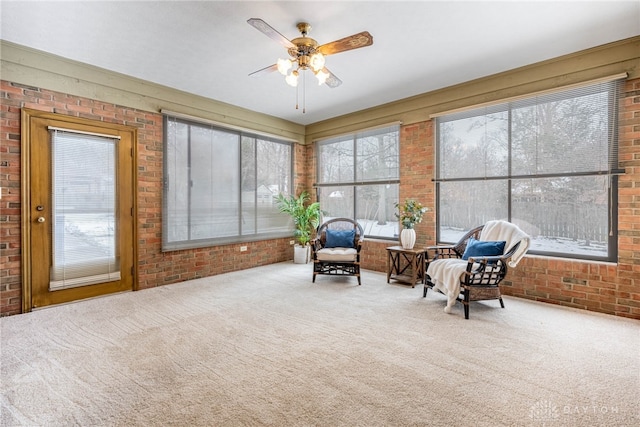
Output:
[
  {"xmin": 293, "ymin": 245, "xmax": 311, "ymax": 264},
  {"xmin": 400, "ymin": 228, "xmax": 416, "ymax": 249}
]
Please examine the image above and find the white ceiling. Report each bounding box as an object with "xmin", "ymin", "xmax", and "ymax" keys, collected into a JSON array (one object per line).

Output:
[{"xmin": 1, "ymin": 1, "xmax": 639, "ymax": 125}]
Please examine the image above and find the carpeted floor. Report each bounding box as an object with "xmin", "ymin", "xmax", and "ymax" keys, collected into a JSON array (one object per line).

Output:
[{"xmin": 1, "ymin": 262, "xmax": 638, "ymax": 426}]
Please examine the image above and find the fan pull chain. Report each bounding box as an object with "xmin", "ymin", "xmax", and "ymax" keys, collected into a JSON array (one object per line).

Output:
[{"xmin": 292, "ymin": 69, "xmax": 306, "ymax": 113}]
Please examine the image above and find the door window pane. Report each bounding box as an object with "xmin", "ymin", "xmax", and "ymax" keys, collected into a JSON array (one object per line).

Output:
[{"xmin": 50, "ymin": 130, "xmax": 119, "ymax": 290}]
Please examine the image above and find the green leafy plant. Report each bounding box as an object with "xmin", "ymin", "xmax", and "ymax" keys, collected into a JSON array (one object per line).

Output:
[
  {"xmin": 395, "ymin": 199, "xmax": 427, "ymax": 229},
  {"xmin": 274, "ymin": 191, "xmax": 321, "ymax": 246}
]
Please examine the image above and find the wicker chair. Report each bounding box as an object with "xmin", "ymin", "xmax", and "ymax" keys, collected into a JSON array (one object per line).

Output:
[
  {"xmin": 424, "ymin": 221, "xmax": 529, "ymax": 319},
  {"xmin": 311, "ymin": 218, "xmax": 364, "ymax": 285}
]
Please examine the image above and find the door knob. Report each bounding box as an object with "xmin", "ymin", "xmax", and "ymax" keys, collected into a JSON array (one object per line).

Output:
[{"xmin": 37, "ymin": 217, "xmax": 45, "ymax": 223}]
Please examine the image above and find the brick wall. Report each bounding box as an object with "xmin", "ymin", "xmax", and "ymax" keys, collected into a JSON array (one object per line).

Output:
[
  {"xmin": 358, "ymin": 122, "xmax": 436, "ymax": 272},
  {"xmin": 0, "ymin": 81, "xmax": 294, "ymax": 316},
  {"xmin": 0, "ymin": 82, "xmax": 20, "ymax": 315},
  {"xmin": 1, "ymin": 78, "xmax": 638, "ymax": 319},
  {"xmin": 354, "ymin": 79, "xmax": 640, "ymax": 320}
]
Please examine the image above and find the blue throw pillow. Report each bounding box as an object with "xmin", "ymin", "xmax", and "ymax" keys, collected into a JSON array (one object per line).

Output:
[
  {"xmin": 325, "ymin": 229, "xmax": 356, "ymax": 248},
  {"xmin": 462, "ymin": 237, "xmax": 506, "ymax": 260}
]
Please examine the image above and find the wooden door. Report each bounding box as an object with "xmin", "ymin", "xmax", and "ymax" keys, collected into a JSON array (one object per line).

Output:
[{"xmin": 21, "ymin": 109, "xmax": 137, "ymax": 310}]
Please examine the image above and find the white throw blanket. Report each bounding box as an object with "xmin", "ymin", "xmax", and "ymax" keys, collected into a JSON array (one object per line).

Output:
[
  {"xmin": 428, "ymin": 259, "xmax": 470, "ymax": 313},
  {"xmin": 480, "ymin": 220, "xmax": 530, "ymax": 268},
  {"xmin": 427, "ymin": 221, "xmax": 530, "ymax": 313}
]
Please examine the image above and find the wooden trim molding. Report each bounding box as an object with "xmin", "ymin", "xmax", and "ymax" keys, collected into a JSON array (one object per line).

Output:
[
  {"xmin": 1, "ymin": 41, "xmax": 305, "ymax": 144},
  {"xmin": 306, "ymin": 36, "xmax": 640, "ymax": 142}
]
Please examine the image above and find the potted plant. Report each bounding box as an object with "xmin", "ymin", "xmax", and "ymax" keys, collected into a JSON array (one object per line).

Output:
[
  {"xmin": 275, "ymin": 191, "xmax": 321, "ymax": 263},
  {"xmin": 395, "ymin": 199, "xmax": 428, "ymax": 249}
]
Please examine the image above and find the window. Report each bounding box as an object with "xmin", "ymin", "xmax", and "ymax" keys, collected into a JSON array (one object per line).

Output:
[
  {"xmin": 435, "ymin": 79, "xmax": 621, "ymax": 261},
  {"xmin": 163, "ymin": 115, "xmax": 293, "ymax": 250},
  {"xmin": 316, "ymin": 124, "xmax": 400, "ymax": 239},
  {"xmin": 50, "ymin": 129, "xmax": 119, "ymax": 289}
]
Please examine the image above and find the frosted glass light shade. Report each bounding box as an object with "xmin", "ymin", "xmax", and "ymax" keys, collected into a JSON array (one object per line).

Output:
[
  {"xmin": 277, "ymin": 58, "xmax": 293, "ymax": 75},
  {"xmin": 309, "ymin": 53, "xmax": 325, "ymax": 72},
  {"xmin": 315, "ymin": 69, "xmax": 329, "ymax": 85},
  {"xmin": 285, "ymin": 70, "xmax": 299, "ymax": 87}
]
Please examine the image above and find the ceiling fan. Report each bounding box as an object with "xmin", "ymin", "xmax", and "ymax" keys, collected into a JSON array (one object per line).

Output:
[{"xmin": 247, "ymin": 18, "xmax": 373, "ymax": 89}]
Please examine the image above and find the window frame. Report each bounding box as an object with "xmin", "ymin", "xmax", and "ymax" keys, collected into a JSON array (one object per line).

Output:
[
  {"xmin": 434, "ymin": 80, "xmax": 621, "ymax": 262},
  {"xmin": 315, "ymin": 124, "xmax": 400, "ymax": 240},
  {"xmin": 162, "ymin": 115, "xmax": 294, "ymax": 251}
]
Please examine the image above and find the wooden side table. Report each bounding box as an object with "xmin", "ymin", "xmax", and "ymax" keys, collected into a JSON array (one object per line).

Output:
[{"xmin": 386, "ymin": 246, "xmax": 427, "ymax": 288}]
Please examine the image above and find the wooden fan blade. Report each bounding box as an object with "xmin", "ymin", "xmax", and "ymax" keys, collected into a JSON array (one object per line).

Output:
[
  {"xmin": 317, "ymin": 31, "xmax": 373, "ymax": 56},
  {"xmin": 323, "ymin": 67, "xmax": 342, "ymax": 88},
  {"xmin": 249, "ymin": 64, "xmax": 278, "ymax": 78},
  {"xmin": 247, "ymin": 18, "xmax": 295, "ymax": 49}
]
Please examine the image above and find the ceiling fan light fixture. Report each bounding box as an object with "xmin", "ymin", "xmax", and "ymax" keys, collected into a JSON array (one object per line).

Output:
[
  {"xmin": 277, "ymin": 58, "xmax": 293, "ymax": 75},
  {"xmin": 315, "ymin": 69, "xmax": 329, "ymax": 85},
  {"xmin": 309, "ymin": 52, "xmax": 325, "ymax": 72},
  {"xmin": 285, "ymin": 70, "xmax": 299, "ymax": 87},
  {"xmin": 248, "ymin": 18, "xmax": 373, "ymax": 111}
]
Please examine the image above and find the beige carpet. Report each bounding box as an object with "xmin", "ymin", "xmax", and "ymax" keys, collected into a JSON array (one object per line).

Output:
[{"xmin": 1, "ymin": 262, "xmax": 638, "ymax": 426}]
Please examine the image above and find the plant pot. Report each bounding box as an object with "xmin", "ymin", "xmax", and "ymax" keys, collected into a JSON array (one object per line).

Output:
[
  {"xmin": 293, "ymin": 244, "xmax": 311, "ymax": 264},
  {"xmin": 400, "ymin": 228, "xmax": 416, "ymax": 249}
]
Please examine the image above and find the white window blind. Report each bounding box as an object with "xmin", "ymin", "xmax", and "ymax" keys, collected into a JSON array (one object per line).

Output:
[
  {"xmin": 49, "ymin": 128, "xmax": 120, "ymax": 290},
  {"xmin": 434, "ymin": 78, "xmax": 623, "ymax": 260},
  {"xmin": 162, "ymin": 115, "xmax": 294, "ymax": 250}
]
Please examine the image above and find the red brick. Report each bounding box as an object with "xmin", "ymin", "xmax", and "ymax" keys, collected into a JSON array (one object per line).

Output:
[{"xmin": 2, "ymin": 75, "xmax": 640, "ymax": 320}]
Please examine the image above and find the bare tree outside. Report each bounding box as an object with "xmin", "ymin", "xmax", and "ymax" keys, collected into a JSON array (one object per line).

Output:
[
  {"xmin": 317, "ymin": 125, "xmax": 400, "ymax": 238},
  {"xmin": 437, "ymin": 81, "xmax": 618, "ymax": 260}
]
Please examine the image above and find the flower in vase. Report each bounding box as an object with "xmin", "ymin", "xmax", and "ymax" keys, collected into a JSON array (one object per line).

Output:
[{"xmin": 395, "ymin": 199, "xmax": 428, "ymax": 229}]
